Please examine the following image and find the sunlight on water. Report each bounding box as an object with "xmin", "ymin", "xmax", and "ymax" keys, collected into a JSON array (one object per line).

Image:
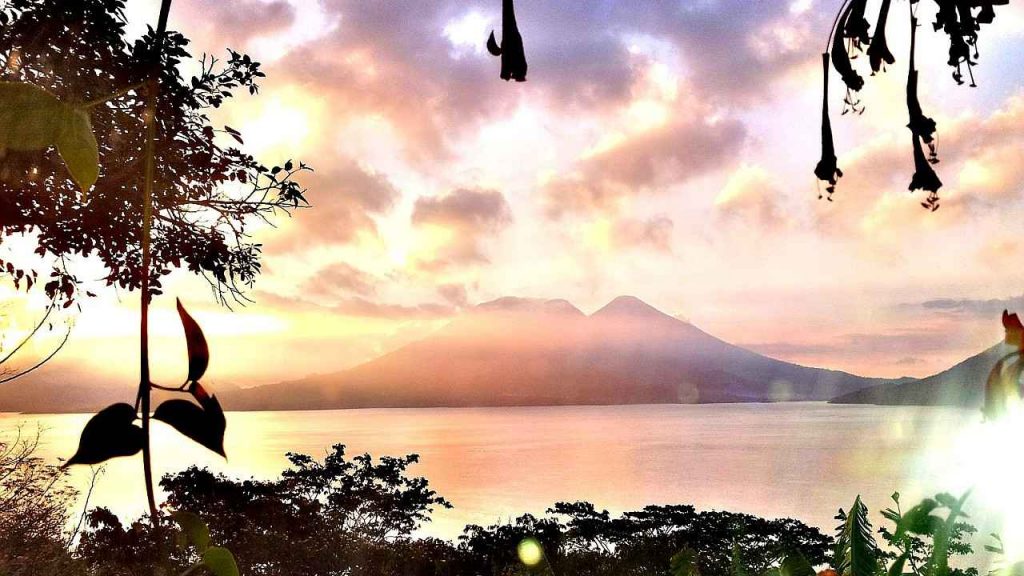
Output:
[{"xmin": 0, "ymin": 402, "xmax": 993, "ymax": 564}]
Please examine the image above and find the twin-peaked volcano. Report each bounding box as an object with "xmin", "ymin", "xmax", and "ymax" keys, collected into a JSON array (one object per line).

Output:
[{"xmin": 224, "ymin": 296, "xmax": 898, "ymax": 410}]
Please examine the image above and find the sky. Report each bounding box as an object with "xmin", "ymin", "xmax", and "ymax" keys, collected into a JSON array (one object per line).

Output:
[{"xmin": 6, "ymin": 0, "xmax": 1024, "ymax": 389}]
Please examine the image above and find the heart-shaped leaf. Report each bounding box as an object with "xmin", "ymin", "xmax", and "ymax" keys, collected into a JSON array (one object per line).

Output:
[
  {"xmin": 171, "ymin": 510, "xmax": 211, "ymax": 553},
  {"xmin": 65, "ymin": 403, "xmax": 143, "ymax": 466},
  {"xmin": 55, "ymin": 105, "xmax": 99, "ymax": 193},
  {"xmin": 177, "ymin": 298, "xmax": 209, "ymax": 382},
  {"xmin": 0, "ymin": 81, "xmax": 64, "ymax": 150},
  {"xmin": 203, "ymin": 547, "xmax": 239, "ymax": 576},
  {"xmin": 153, "ymin": 395, "xmax": 226, "ymax": 457}
]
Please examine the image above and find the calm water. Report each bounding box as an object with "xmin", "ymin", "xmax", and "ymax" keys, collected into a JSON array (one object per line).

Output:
[{"xmin": 0, "ymin": 403, "xmax": 1008, "ymax": 557}]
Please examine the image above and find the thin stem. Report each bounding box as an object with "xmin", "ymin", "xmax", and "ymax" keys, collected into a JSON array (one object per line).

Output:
[
  {"xmin": 67, "ymin": 465, "xmax": 103, "ymax": 550},
  {"xmin": 138, "ymin": 0, "xmax": 174, "ymax": 524},
  {"xmin": 81, "ymin": 81, "xmax": 145, "ymax": 109},
  {"xmin": 0, "ymin": 326, "xmax": 70, "ymax": 386},
  {"xmin": 0, "ymin": 301, "xmax": 54, "ymax": 367},
  {"xmin": 825, "ymin": 0, "xmax": 855, "ymax": 53}
]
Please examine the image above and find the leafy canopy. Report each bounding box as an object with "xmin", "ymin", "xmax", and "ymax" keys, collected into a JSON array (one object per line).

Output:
[{"xmin": 0, "ymin": 0, "xmax": 310, "ymax": 306}]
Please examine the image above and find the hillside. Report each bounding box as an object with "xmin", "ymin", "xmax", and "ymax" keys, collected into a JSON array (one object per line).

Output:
[{"xmin": 830, "ymin": 343, "xmax": 1010, "ymax": 407}]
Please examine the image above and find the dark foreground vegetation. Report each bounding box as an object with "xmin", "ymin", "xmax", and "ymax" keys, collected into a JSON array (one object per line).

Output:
[{"xmin": 1, "ymin": 432, "xmax": 991, "ymax": 576}]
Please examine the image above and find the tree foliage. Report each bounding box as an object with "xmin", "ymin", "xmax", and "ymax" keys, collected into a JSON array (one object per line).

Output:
[{"xmin": 0, "ymin": 0, "xmax": 310, "ymax": 307}]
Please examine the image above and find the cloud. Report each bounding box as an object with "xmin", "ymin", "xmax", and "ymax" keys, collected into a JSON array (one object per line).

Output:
[
  {"xmin": 612, "ymin": 216, "xmax": 675, "ymax": 252},
  {"xmin": 544, "ymin": 116, "xmax": 746, "ymax": 217},
  {"xmin": 227, "ymin": 0, "xmax": 816, "ymax": 165},
  {"xmin": 813, "ymin": 91, "xmax": 1024, "ymax": 242},
  {"xmin": 437, "ymin": 283, "xmax": 469, "ymax": 307},
  {"xmin": 911, "ymin": 294, "xmax": 1024, "ymax": 318},
  {"xmin": 270, "ymin": 160, "xmax": 399, "ymax": 250},
  {"xmin": 411, "ymin": 188, "xmax": 512, "ymax": 270},
  {"xmin": 172, "ymin": 0, "xmax": 297, "ymax": 55},
  {"xmin": 255, "ymin": 290, "xmax": 455, "ymax": 320},
  {"xmin": 745, "ymin": 329, "xmax": 970, "ymax": 359},
  {"xmin": 715, "ymin": 165, "xmax": 789, "ymax": 230},
  {"xmin": 303, "ymin": 262, "xmax": 378, "ymax": 298}
]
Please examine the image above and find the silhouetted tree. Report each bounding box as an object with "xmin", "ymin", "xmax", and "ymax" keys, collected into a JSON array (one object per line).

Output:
[
  {"xmin": 70, "ymin": 444, "xmax": 834, "ymax": 576},
  {"xmin": 0, "ymin": 430, "xmax": 85, "ymax": 575},
  {"xmin": 0, "ymin": 0, "xmax": 311, "ymax": 519},
  {"xmin": 0, "ymin": 0, "xmax": 309, "ymax": 307}
]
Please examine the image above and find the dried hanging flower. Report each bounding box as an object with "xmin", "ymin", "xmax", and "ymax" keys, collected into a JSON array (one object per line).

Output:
[
  {"xmin": 842, "ymin": 0, "xmax": 871, "ymax": 49},
  {"xmin": 831, "ymin": 1, "xmax": 865, "ymax": 96},
  {"xmin": 814, "ymin": 0, "xmax": 1006, "ymax": 210},
  {"xmin": 932, "ymin": 0, "xmax": 981, "ymax": 86},
  {"xmin": 815, "ymin": 54, "xmax": 842, "ymax": 200},
  {"xmin": 909, "ymin": 134, "xmax": 942, "ymax": 209},
  {"xmin": 867, "ymin": 0, "xmax": 895, "ymax": 73},
  {"xmin": 486, "ymin": 0, "xmax": 527, "ymax": 82},
  {"xmin": 906, "ymin": 12, "xmax": 941, "ymax": 209}
]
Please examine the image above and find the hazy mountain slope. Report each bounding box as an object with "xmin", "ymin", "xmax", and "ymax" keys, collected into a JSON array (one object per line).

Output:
[
  {"xmin": 0, "ymin": 363, "xmax": 243, "ymax": 414},
  {"xmin": 223, "ymin": 296, "xmax": 903, "ymax": 411},
  {"xmin": 830, "ymin": 343, "xmax": 1010, "ymax": 407}
]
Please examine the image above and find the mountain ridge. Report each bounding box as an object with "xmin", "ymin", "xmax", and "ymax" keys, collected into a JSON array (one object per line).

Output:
[
  {"xmin": 829, "ymin": 342, "xmax": 1009, "ymax": 407},
  {"xmin": 1, "ymin": 295, "xmax": 933, "ymax": 414},
  {"xmin": 218, "ymin": 295, "xmax": 906, "ymax": 411}
]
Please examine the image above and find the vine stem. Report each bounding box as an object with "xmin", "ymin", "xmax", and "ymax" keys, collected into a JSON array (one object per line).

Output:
[{"xmin": 138, "ymin": 0, "xmax": 174, "ymax": 524}]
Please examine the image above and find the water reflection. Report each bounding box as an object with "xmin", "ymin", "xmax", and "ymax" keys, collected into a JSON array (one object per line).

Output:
[{"xmin": 0, "ymin": 403, "xmax": 982, "ymax": 547}]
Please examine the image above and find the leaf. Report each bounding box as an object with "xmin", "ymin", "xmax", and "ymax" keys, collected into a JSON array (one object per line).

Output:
[
  {"xmin": 0, "ymin": 82, "xmax": 99, "ymax": 193},
  {"xmin": 835, "ymin": 496, "xmax": 879, "ymax": 576},
  {"xmin": 486, "ymin": 31, "xmax": 501, "ymax": 56},
  {"xmin": 202, "ymin": 547, "xmax": 239, "ymax": 576},
  {"xmin": 171, "ymin": 510, "xmax": 210, "ymax": 553},
  {"xmin": 0, "ymin": 82, "xmax": 64, "ymax": 150},
  {"xmin": 153, "ymin": 395, "xmax": 226, "ymax": 457},
  {"xmin": 65, "ymin": 403, "xmax": 143, "ymax": 466},
  {"xmin": 176, "ymin": 298, "xmax": 209, "ymax": 382},
  {"xmin": 780, "ymin": 553, "xmax": 816, "ymax": 576},
  {"xmin": 896, "ymin": 499, "xmax": 939, "ymax": 538},
  {"xmin": 887, "ymin": 552, "xmax": 908, "ymax": 576},
  {"xmin": 927, "ymin": 492, "xmax": 970, "ymax": 576},
  {"xmin": 670, "ymin": 547, "xmax": 700, "ymax": 576},
  {"xmin": 55, "ymin": 105, "xmax": 99, "ymax": 193}
]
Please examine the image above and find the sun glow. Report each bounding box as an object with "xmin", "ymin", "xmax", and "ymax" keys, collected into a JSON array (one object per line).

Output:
[
  {"xmin": 235, "ymin": 89, "xmax": 324, "ymax": 159},
  {"xmin": 931, "ymin": 405, "xmax": 1024, "ymax": 564}
]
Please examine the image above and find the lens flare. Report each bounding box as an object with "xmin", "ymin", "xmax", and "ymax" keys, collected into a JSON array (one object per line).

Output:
[
  {"xmin": 932, "ymin": 404, "xmax": 1024, "ymax": 564},
  {"xmin": 517, "ymin": 537, "xmax": 544, "ymax": 567}
]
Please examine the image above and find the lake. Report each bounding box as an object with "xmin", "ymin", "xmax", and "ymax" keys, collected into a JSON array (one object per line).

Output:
[{"xmin": 1, "ymin": 402, "xmax": 1017, "ymax": 563}]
